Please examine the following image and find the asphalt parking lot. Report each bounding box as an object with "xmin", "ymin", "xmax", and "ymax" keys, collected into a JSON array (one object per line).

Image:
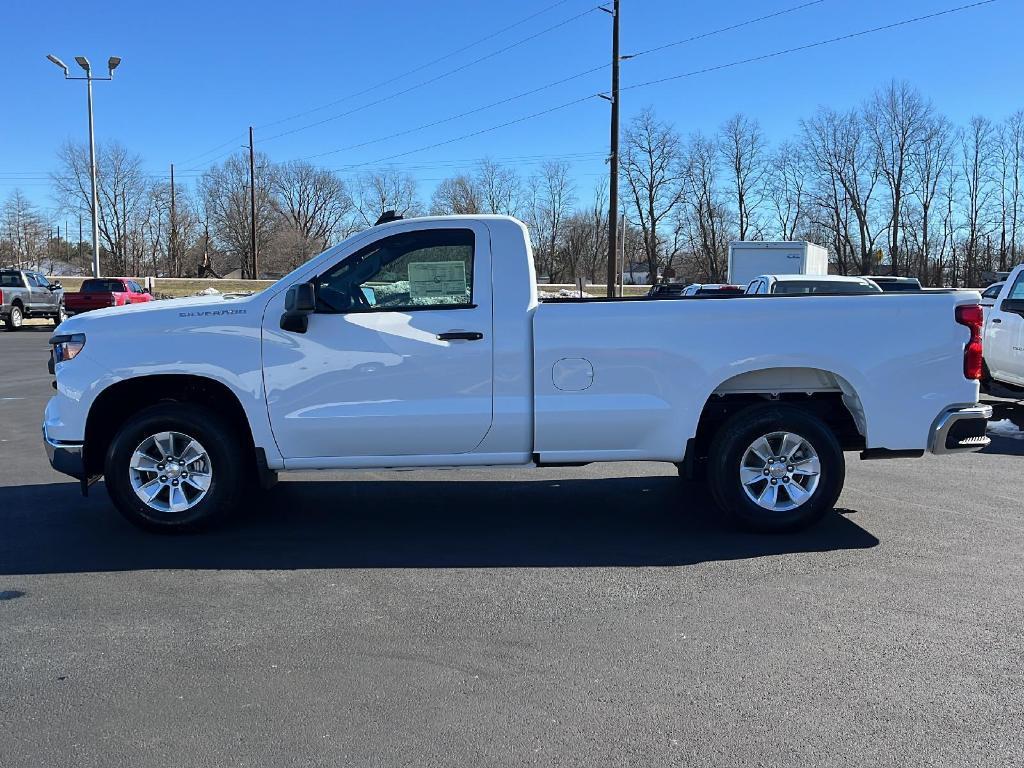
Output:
[{"xmin": 1, "ymin": 328, "xmax": 1022, "ymax": 767}]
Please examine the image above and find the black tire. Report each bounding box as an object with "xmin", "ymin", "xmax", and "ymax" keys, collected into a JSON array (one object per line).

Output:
[
  {"xmin": 5, "ymin": 303, "xmax": 23, "ymax": 331},
  {"xmin": 104, "ymin": 403, "xmax": 245, "ymax": 533},
  {"xmin": 707, "ymin": 403, "xmax": 845, "ymax": 533},
  {"xmin": 53, "ymin": 301, "xmax": 67, "ymax": 326}
]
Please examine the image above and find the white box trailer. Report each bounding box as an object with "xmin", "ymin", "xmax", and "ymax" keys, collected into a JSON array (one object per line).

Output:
[{"xmin": 727, "ymin": 241, "xmax": 829, "ymax": 286}]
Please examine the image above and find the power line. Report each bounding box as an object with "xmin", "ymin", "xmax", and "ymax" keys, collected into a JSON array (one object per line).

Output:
[
  {"xmin": 628, "ymin": 0, "xmax": 827, "ymax": 59},
  {"xmin": 299, "ymin": 64, "xmax": 610, "ymax": 161},
  {"xmin": 318, "ymin": 0, "xmax": 999, "ymax": 174},
  {"xmin": 341, "ymin": 95, "xmax": 599, "ymax": 171},
  {"xmin": 183, "ymin": 2, "xmax": 601, "ymax": 170},
  {"xmin": 176, "ymin": 0, "xmax": 583, "ymax": 166},
  {"xmin": 257, "ymin": 0, "xmax": 580, "ymax": 130},
  {"xmin": 622, "ymin": 0, "xmax": 998, "ymax": 93},
  {"xmin": 257, "ymin": 5, "xmax": 601, "ymax": 143},
  {"xmin": 291, "ymin": 1, "xmax": 832, "ymax": 164}
]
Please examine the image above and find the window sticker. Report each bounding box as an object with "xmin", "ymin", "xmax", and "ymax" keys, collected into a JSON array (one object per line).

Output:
[{"xmin": 407, "ymin": 261, "xmax": 468, "ymax": 300}]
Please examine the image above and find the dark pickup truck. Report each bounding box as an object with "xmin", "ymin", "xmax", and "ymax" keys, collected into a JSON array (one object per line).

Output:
[{"xmin": 0, "ymin": 269, "xmax": 65, "ymax": 329}]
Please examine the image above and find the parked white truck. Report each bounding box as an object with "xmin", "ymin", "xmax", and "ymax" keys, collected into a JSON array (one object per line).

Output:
[
  {"xmin": 44, "ymin": 216, "xmax": 991, "ymax": 533},
  {"xmin": 728, "ymin": 241, "xmax": 829, "ymax": 286},
  {"xmin": 982, "ymin": 263, "xmax": 1024, "ymax": 389}
]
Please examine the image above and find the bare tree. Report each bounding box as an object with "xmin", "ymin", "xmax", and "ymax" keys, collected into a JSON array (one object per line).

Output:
[
  {"xmin": 430, "ymin": 174, "xmax": 482, "ymax": 215},
  {"xmin": 866, "ymin": 81, "xmax": 931, "ymax": 274},
  {"xmin": 679, "ymin": 133, "xmax": 732, "ymax": 282},
  {"xmin": 622, "ymin": 108, "xmax": 685, "ymax": 282},
  {"xmin": 526, "ymin": 160, "xmax": 575, "ymax": 282},
  {"xmin": 353, "ymin": 169, "xmax": 420, "ymax": 226},
  {"xmin": 475, "ymin": 158, "xmax": 522, "ymax": 215},
  {"xmin": 996, "ymin": 111, "xmax": 1024, "ymax": 271},
  {"xmin": 0, "ymin": 190, "xmax": 47, "ymax": 269},
  {"xmin": 802, "ymin": 108, "xmax": 881, "ymax": 274},
  {"xmin": 53, "ymin": 140, "xmax": 149, "ymax": 274},
  {"xmin": 719, "ymin": 113, "xmax": 767, "ymax": 240},
  {"xmin": 909, "ymin": 114, "xmax": 954, "ymax": 283},
  {"xmin": 271, "ymin": 160, "xmax": 352, "ymax": 271},
  {"xmin": 200, "ymin": 151, "xmax": 276, "ymax": 278},
  {"xmin": 960, "ymin": 116, "xmax": 997, "ymax": 284},
  {"xmin": 766, "ymin": 141, "xmax": 810, "ymax": 240}
]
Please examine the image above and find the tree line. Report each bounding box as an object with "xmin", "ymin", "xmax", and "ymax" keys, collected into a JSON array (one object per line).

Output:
[{"xmin": 2, "ymin": 80, "xmax": 1021, "ymax": 286}]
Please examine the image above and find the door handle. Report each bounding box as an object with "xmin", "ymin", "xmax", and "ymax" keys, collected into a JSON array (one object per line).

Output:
[
  {"xmin": 437, "ymin": 331, "xmax": 484, "ymax": 341},
  {"xmin": 992, "ymin": 318, "xmax": 1002, "ymax": 324}
]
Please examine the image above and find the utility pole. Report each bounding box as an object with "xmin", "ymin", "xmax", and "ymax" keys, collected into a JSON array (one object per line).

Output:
[
  {"xmin": 248, "ymin": 126, "xmax": 258, "ymax": 279},
  {"xmin": 78, "ymin": 214, "xmax": 83, "ymax": 265},
  {"xmin": 602, "ymin": 0, "xmax": 622, "ymax": 297},
  {"xmin": 65, "ymin": 219, "xmax": 70, "ymax": 261},
  {"xmin": 169, "ymin": 162, "xmax": 176, "ymax": 276}
]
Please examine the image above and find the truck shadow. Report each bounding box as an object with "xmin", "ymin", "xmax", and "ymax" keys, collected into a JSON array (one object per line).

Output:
[
  {"xmin": 982, "ymin": 396, "xmax": 1024, "ymax": 456},
  {"xmin": 0, "ymin": 477, "xmax": 878, "ymax": 575}
]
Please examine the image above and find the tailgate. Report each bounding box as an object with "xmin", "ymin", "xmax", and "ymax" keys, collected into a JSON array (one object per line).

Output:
[{"xmin": 66, "ymin": 292, "xmax": 116, "ymax": 311}]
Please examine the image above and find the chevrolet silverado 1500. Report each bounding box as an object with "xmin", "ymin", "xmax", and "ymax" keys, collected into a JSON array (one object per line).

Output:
[
  {"xmin": 1, "ymin": 269, "xmax": 65, "ymax": 329},
  {"xmin": 43, "ymin": 215, "xmax": 991, "ymax": 533},
  {"xmin": 982, "ymin": 263, "xmax": 1024, "ymax": 389}
]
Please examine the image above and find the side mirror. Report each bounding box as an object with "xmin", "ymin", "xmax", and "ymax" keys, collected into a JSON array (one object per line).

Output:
[
  {"xmin": 280, "ymin": 282, "xmax": 316, "ymax": 333},
  {"xmin": 142, "ymin": 287, "xmax": 151, "ymax": 294},
  {"xmin": 1000, "ymin": 298, "xmax": 1024, "ymax": 318},
  {"xmin": 49, "ymin": 281, "xmax": 62, "ymax": 291}
]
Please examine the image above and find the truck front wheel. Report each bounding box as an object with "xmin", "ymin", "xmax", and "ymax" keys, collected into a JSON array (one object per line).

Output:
[
  {"xmin": 707, "ymin": 404, "xmax": 845, "ymax": 533},
  {"xmin": 104, "ymin": 403, "xmax": 244, "ymax": 532}
]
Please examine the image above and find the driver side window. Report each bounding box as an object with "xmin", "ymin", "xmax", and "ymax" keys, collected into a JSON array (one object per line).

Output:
[{"xmin": 316, "ymin": 228, "xmax": 475, "ymax": 313}]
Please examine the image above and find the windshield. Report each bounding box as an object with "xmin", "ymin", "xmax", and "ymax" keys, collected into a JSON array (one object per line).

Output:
[
  {"xmin": 80, "ymin": 279, "xmax": 125, "ymax": 292},
  {"xmin": 774, "ymin": 280, "xmax": 880, "ymax": 295},
  {"xmin": 875, "ymin": 281, "xmax": 921, "ymax": 292}
]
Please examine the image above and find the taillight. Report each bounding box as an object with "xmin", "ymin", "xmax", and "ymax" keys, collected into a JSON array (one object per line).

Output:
[
  {"xmin": 0, "ymin": 289, "xmax": 4, "ymax": 304},
  {"xmin": 955, "ymin": 304, "xmax": 984, "ymax": 380}
]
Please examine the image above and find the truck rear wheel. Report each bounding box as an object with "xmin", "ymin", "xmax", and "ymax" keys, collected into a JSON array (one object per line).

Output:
[
  {"xmin": 5, "ymin": 304, "xmax": 23, "ymax": 330},
  {"xmin": 104, "ymin": 403, "xmax": 244, "ymax": 533},
  {"xmin": 707, "ymin": 404, "xmax": 844, "ymax": 533}
]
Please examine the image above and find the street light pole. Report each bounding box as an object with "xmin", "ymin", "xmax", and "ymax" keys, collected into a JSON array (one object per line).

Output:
[
  {"xmin": 84, "ymin": 70, "xmax": 101, "ymax": 278},
  {"xmin": 47, "ymin": 54, "xmax": 121, "ymax": 278}
]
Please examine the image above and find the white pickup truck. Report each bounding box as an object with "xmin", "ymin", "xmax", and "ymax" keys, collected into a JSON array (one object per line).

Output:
[
  {"xmin": 43, "ymin": 215, "xmax": 991, "ymax": 533},
  {"xmin": 982, "ymin": 263, "xmax": 1024, "ymax": 389}
]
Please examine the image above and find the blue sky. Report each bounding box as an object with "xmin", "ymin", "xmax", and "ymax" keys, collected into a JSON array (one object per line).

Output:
[{"xmin": 0, "ymin": 0, "xmax": 1017, "ymax": 214}]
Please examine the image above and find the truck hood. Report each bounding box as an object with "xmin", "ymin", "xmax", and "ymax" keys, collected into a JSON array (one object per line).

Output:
[{"xmin": 55, "ymin": 292, "xmax": 266, "ymax": 336}]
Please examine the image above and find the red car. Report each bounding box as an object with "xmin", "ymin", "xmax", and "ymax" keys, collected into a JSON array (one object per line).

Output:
[{"xmin": 64, "ymin": 278, "xmax": 154, "ymax": 315}]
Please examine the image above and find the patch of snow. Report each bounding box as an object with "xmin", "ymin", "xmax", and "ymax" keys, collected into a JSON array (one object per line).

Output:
[
  {"xmin": 987, "ymin": 418, "xmax": 1024, "ymax": 440},
  {"xmin": 196, "ymin": 287, "xmax": 221, "ymax": 295}
]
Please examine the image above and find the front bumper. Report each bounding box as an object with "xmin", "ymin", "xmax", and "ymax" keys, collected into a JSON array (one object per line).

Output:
[
  {"xmin": 928, "ymin": 405, "xmax": 992, "ymax": 454},
  {"xmin": 43, "ymin": 429, "xmax": 86, "ymax": 481}
]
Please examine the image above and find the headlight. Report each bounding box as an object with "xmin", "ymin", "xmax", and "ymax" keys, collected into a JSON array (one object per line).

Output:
[{"xmin": 52, "ymin": 333, "xmax": 86, "ymax": 364}]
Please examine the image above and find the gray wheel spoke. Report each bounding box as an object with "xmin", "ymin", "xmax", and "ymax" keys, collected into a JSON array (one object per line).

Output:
[
  {"xmin": 740, "ymin": 466, "xmax": 765, "ymax": 486},
  {"xmin": 180, "ymin": 440, "xmax": 203, "ymax": 465},
  {"xmin": 792, "ymin": 456, "xmax": 821, "ymax": 477},
  {"xmin": 168, "ymin": 486, "xmax": 190, "ymax": 512},
  {"xmin": 748, "ymin": 436, "xmax": 773, "ymax": 462},
  {"xmin": 756, "ymin": 482, "xmax": 779, "ymax": 509},
  {"xmin": 785, "ymin": 481, "xmax": 810, "ymax": 504},
  {"xmin": 153, "ymin": 432, "xmax": 174, "ymax": 459},
  {"xmin": 139, "ymin": 478, "xmax": 163, "ymax": 502},
  {"xmin": 130, "ymin": 451, "xmax": 159, "ymax": 472},
  {"xmin": 184, "ymin": 472, "xmax": 211, "ymax": 491},
  {"xmin": 778, "ymin": 433, "xmax": 802, "ymax": 461}
]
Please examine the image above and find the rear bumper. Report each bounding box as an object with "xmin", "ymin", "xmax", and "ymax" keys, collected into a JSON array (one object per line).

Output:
[
  {"xmin": 43, "ymin": 429, "xmax": 86, "ymax": 480},
  {"xmin": 928, "ymin": 405, "xmax": 992, "ymax": 454}
]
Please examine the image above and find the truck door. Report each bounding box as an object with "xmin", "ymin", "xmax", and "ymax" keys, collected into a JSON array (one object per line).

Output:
[
  {"xmin": 262, "ymin": 222, "xmax": 494, "ymax": 460},
  {"xmin": 987, "ymin": 270, "xmax": 1024, "ymax": 385},
  {"xmin": 27, "ymin": 273, "xmax": 53, "ymax": 312}
]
